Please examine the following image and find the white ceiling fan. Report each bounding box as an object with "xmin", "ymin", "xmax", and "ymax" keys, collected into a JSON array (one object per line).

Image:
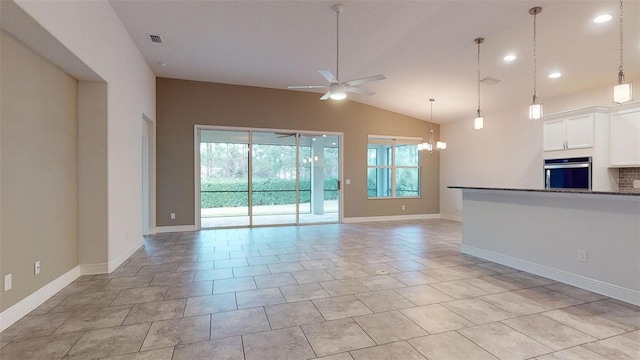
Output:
[{"xmin": 288, "ymin": 3, "xmax": 386, "ymax": 101}]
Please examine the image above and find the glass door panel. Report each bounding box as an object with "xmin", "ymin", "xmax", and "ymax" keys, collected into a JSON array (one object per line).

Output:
[
  {"xmin": 299, "ymin": 134, "xmax": 340, "ymax": 224},
  {"xmin": 200, "ymin": 129, "xmax": 250, "ymax": 228},
  {"xmin": 251, "ymin": 131, "xmax": 297, "ymax": 226}
]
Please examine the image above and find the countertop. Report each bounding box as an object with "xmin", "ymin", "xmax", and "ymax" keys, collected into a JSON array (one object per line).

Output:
[{"xmin": 448, "ymin": 186, "xmax": 640, "ymax": 197}]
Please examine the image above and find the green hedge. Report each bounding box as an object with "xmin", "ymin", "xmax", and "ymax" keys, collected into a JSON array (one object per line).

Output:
[{"xmin": 201, "ymin": 178, "xmax": 338, "ymax": 208}]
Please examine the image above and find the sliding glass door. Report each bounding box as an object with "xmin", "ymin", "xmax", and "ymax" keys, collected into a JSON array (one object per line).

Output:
[
  {"xmin": 251, "ymin": 131, "xmax": 298, "ymax": 226},
  {"xmin": 199, "ymin": 130, "xmax": 250, "ymax": 228},
  {"xmin": 198, "ymin": 128, "xmax": 341, "ymax": 228},
  {"xmin": 298, "ymin": 134, "xmax": 340, "ymax": 224}
]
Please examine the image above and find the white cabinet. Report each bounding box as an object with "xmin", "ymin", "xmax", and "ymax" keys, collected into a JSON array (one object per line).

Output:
[
  {"xmin": 543, "ymin": 113, "xmax": 593, "ymax": 152},
  {"xmin": 610, "ymin": 107, "xmax": 640, "ymax": 166}
]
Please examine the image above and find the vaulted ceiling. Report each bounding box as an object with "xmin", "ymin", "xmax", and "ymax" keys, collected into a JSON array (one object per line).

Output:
[{"xmin": 110, "ymin": 0, "xmax": 640, "ymax": 123}]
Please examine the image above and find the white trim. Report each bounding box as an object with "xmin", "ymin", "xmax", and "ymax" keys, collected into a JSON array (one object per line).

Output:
[
  {"xmin": 0, "ymin": 266, "xmax": 81, "ymax": 332},
  {"xmin": 108, "ymin": 240, "xmax": 144, "ymax": 272},
  {"xmin": 343, "ymin": 214, "xmax": 439, "ymax": 223},
  {"xmin": 461, "ymin": 244, "xmax": 640, "ymax": 306},
  {"xmin": 544, "ymin": 105, "xmax": 610, "ymax": 120},
  {"xmin": 440, "ymin": 213, "xmax": 462, "ymax": 222},
  {"xmin": 156, "ymin": 225, "xmax": 197, "ymax": 233},
  {"xmin": 194, "ymin": 125, "xmax": 201, "ymax": 231}
]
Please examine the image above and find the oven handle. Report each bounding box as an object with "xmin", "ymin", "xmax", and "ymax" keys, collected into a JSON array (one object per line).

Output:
[{"xmin": 544, "ymin": 163, "xmax": 590, "ymax": 169}]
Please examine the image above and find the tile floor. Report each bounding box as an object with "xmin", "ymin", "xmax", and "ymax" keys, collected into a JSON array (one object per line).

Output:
[{"xmin": 1, "ymin": 219, "xmax": 639, "ymax": 359}]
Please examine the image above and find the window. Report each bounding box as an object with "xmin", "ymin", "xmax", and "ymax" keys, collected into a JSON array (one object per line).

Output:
[{"xmin": 367, "ymin": 136, "xmax": 421, "ymax": 198}]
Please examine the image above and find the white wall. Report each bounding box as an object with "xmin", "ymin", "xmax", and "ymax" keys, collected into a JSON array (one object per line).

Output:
[
  {"xmin": 12, "ymin": 0, "xmax": 156, "ymax": 268},
  {"xmin": 440, "ymin": 83, "xmax": 639, "ymax": 220}
]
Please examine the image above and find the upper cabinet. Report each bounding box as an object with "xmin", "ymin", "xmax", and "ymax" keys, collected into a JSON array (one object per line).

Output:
[
  {"xmin": 609, "ymin": 106, "xmax": 640, "ymax": 167},
  {"xmin": 543, "ymin": 113, "xmax": 593, "ymax": 152}
]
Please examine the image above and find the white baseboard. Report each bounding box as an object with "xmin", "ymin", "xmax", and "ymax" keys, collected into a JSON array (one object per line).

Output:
[
  {"xmin": 440, "ymin": 214, "xmax": 462, "ymax": 222},
  {"xmin": 0, "ymin": 240, "xmax": 145, "ymax": 332},
  {"xmin": 343, "ymin": 214, "xmax": 440, "ymax": 223},
  {"xmin": 79, "ymin": 263, "xmax": 109, "ymax": 275},
  {"xmin": 0, "ymin": 266, "xmax": 81, "ymax": 332},
  {"xmin": 108, "ymin": 240, "xmax": 144, "ymax": 272},
  {"xmin": 461, "ymin": 244, "xmax": 640, "ymax": 306},
  {"xmin": 155, "ymin": 225, "xmax": 196, "ymax": 233}
]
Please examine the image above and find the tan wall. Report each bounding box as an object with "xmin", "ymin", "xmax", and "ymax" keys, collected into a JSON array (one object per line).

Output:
[
  {"xmin": 78, "ymin": 82, "xmax": 108, "ymax": 267},
  {"xmin": 157, "ymin": 78, "xmax": 440, "ymax": 226},
  {"xmin": 0, "ymin": 31, "xmax": 78, "ymax": 311}
]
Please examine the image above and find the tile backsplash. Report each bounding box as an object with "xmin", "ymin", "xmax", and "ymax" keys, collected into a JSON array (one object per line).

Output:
[{"xmin": 618, "ymin": 167, "xmax": 640, "ymax": 192}]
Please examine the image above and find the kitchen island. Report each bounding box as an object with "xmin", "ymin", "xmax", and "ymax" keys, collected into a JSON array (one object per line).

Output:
[{"xmin": 449, "ymin": 186, "xmax": 640, "ymax": 305}]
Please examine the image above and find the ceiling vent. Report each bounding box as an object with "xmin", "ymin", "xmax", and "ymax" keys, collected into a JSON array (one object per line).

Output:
[
  {"xmin": 480, "ymin": 77, "xmax": 502, "ymax": 85},
  {"xmin": 147, "ymin": 34, "xmax": 163, "ymax": 44}
]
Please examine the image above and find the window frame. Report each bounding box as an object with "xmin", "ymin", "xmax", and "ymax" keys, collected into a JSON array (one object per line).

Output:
[{"xmin": 367, "ymin": 135, "xmax": 422, "ymax": 199}]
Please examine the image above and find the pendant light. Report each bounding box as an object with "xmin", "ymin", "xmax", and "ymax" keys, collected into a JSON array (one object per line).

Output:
[
  {"xmin": 614, "ymin": 0, "xmax": 632, "ymax": 103},
  {"xmin": 473, "ymin": 38, "xmax": 485, "ymax": 130},
  {"xmin": 420, "ymin": 98, "xmax": 446, "ymax": 154},
  {"xmin": 528, "ymin": 7, "xmax": 543, "ymax": 120}
]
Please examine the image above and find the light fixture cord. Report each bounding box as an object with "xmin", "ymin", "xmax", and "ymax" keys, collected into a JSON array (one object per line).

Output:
[
  {"xmin": 429, "ymin": 98, "xmax": 435, "ymax": 155},
  {"xmin": 430, "ymin": 98, "xmax": 435, "ymax": 131},
  {"xmin": 619, "ymin": 0, "xmax": 624, "ymax": 76},
  {"xmin": 477, "ymin": 40, "xmax": 481, "ymax": 114},
  {"xmin": 336, "ymin": 8, "xmax": 340, "ymax": 82},
  {"xmin": 533, "ymin": 10, "xmax": 537, "ymax": 100}
]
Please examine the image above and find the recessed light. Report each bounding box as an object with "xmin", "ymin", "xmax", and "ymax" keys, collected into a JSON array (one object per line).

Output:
[
  {"xmin": 549, "ymin": 72, "xmax": 562, "ymax": 79},
  {"xmin": 593, "ymin": 14, "xmax": 612, "ymax": 23},
  {"xmin": 503, "ymin": 54, "xmax": 516, "ymax": 62}
]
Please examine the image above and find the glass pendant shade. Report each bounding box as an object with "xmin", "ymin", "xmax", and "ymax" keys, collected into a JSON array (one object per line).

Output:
[
  {"xmin": 473, "ymin": 38, "xmax": 485, "ymax": 130},
  {"xmin": 613, "ymin": 1, "xmax": 632, "ymax": 104},
  {"xmin": 436, "ymin": 141, "xmax": 446, "ymax": 150},
  {"xmin": 528, "ymin": 7, "xmax": 542, "ymax": 120},
  {"xmin": 614, "ymin": 73, "xmax": 632, "ymax": 103},
  {"xmin": 473, "ymin": 116, "xmax": 484, "ymax": 130},
  {"xmin": 614, "ymin": 82, "xmax": 632, "ymax": 103},
  {"xmin": 529, "ymin": 101, "xmax": 543, "ymax": 120}
]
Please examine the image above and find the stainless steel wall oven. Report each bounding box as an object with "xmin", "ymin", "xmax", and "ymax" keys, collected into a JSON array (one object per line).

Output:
[{"xmin": 543, "ymin": 157, "xmax": 592, "ymax": 190}]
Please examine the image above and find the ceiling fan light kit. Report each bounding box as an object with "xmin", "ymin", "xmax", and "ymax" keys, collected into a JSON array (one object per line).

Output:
[{"xmin": 288, "ymin": 3, "xmax": 385, "ymax": 101}]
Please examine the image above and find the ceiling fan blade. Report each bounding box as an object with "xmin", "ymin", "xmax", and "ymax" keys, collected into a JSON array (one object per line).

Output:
[
  {"xmin": 320, "ymin": 91, "xmax": 331, "ymax": 100},
  {"xmin": 344, "ymin": 74, "xmax": 386, "ymax": 87},
  {"xmin": 288, "ymin": 85, "xmax": 329, "ymax": 89},
  {"xmin": 346, "ymin": 87, "xmax": 375, "ymax": 96},
  {"xmin": 318, "ymin": 69, "xmax": 338, "ymax": 84},
  {"xmin": 275, "ymin": 132, "xmax": 295, "ymax": 138}
]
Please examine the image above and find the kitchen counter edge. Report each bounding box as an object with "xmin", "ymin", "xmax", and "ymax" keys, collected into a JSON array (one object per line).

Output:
[{"xmin": 447, "ymin": 186, "xmax": 640, "ymax": 197}]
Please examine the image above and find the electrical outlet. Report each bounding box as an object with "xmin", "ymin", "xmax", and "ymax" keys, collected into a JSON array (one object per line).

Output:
[
  {"xmin": 170, "ymin": 212, "xmax": 176, "ymax": 220},
  {"xmin": 345, "ymin": 179, "xmax": 351, "ymax": 185},
  {"xmin": 634, "ymin": 179, "xmax": 640, "ymax": 188},
  {"xmin": 4, "ymin": 274, "xmax": 12, "ymax": 291},
  {"xmin": 577, "ymin": 250, "xmax": 588, "ymax": 262},
  {"xmin": 401, "ymin": 205, "xmax": 406, "ymax": 211},
  {"xmin": 35, "ymin": 261, "xmax": 41, "ymax": 275}
]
